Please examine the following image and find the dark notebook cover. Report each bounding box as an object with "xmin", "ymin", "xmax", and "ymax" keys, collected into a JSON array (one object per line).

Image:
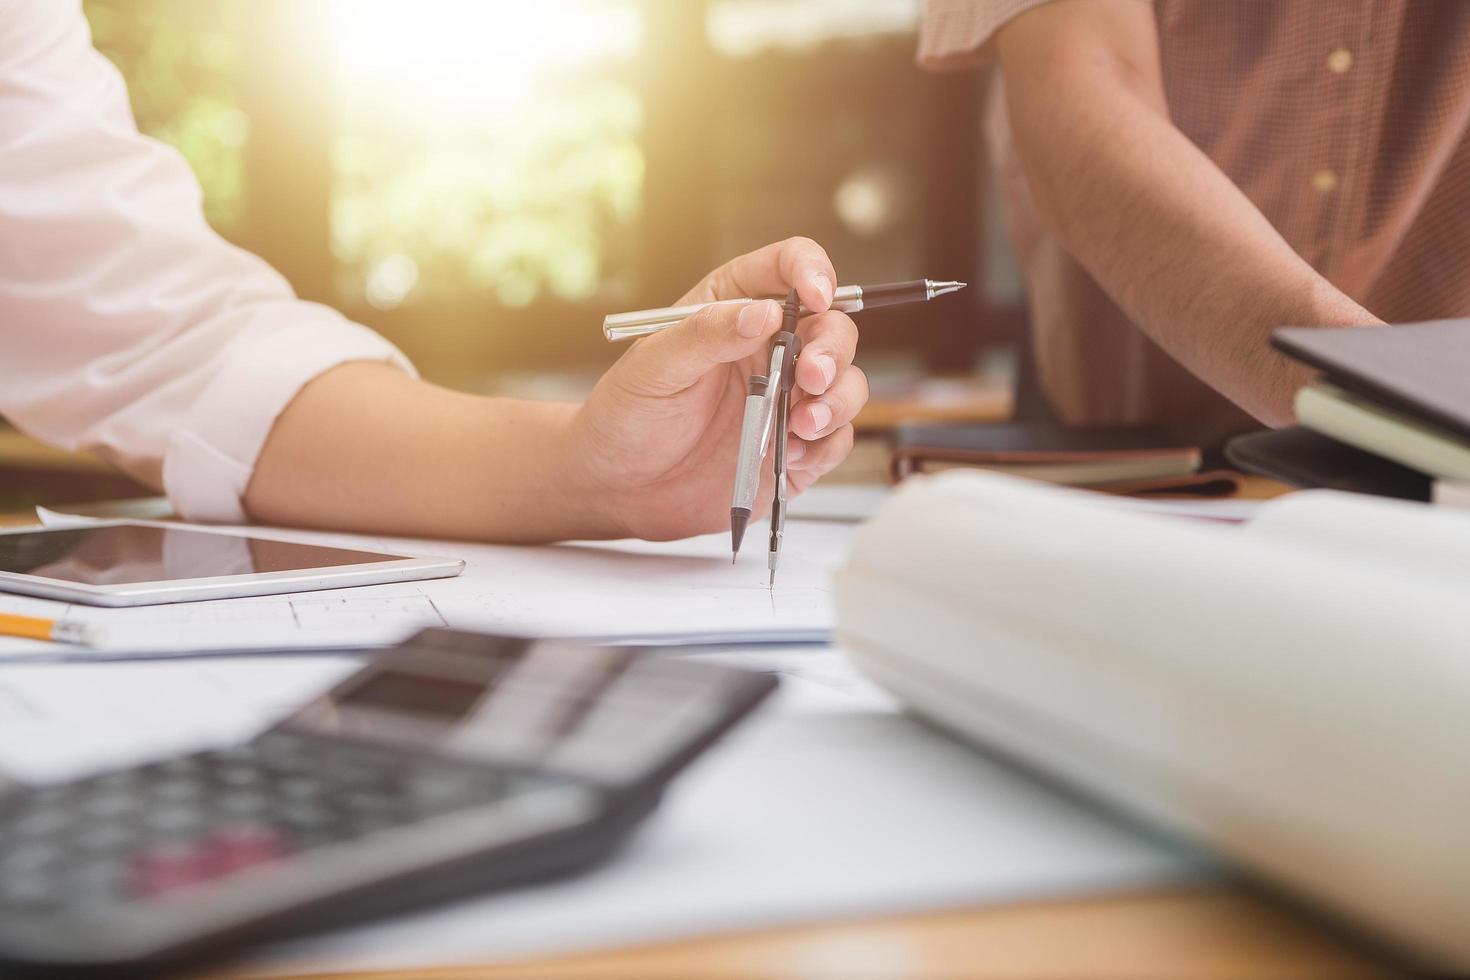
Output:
[
  {"xmin": 890, "ymin": 422, "xmax": 1230, "ymax": 493},
  {"xmin": 1272, "ymin": 320, "xmax": 1470, "ymax": 442},
  {"xmin": 1225, "ymin": 426, "xmax": 1433, "ymax": 501}
]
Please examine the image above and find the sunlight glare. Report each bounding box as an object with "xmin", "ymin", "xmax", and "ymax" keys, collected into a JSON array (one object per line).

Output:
[{"xmin": 328, "ymin": 0, "xmax": 641, "ymax": 121}]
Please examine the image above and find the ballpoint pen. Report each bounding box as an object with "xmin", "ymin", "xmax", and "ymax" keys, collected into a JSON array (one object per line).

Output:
[{"xmin": 602, "ymin": 279, "xmax": 967, "ymax": 341}]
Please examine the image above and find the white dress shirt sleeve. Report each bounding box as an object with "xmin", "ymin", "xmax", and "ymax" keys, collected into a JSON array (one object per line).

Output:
[{"xmin": 0, "ymin": 0, "xmax": 416, "ymax": 523}]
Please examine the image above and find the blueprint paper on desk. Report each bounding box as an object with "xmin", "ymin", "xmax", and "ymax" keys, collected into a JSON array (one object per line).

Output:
[
  {"xmin": 0, "ymin": 521, "xmax": 854, "ymax": 660},
  {"xmin": 226, "ymin": 648, "xmax": 1209, "ymax": 977},
  {"xmin": 0, "ymin": 645, "xmax": 1208, "ymax": 975},
  {"xmin": 0, "ymin": 657, "xmax": 358, "ymax": 784}
]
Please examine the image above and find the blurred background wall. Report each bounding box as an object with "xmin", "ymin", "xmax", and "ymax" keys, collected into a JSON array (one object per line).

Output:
[{"xmin": 2, "ymin": 0, "xmax": 1025, "ymax": 506}]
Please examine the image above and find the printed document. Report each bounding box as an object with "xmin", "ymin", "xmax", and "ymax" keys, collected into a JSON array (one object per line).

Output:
[
  {"xmin": 0, "ymin": 646, "xmax": 1205, "ymax": 974},
  {"xmin": 0, "ymin": 521, "xmax": 854, "ymax": 659}
]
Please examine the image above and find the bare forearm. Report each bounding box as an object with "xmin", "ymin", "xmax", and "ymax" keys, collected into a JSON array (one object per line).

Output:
[
  {"xmin": 998, "ymin": 4, "xmax": 1383, "ymax": 425},
  {"xmin": 242, "ymin": 238, "xmax": 864, "ymax": 543},
  {"xmin": 244, "ymin": 363, "xmax": 613, "ymax": 542}
]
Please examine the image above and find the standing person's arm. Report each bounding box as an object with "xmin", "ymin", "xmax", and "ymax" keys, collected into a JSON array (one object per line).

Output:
[{"xmin": 996, "ymin": 0, "xmax": 1383, "ymax": 425}]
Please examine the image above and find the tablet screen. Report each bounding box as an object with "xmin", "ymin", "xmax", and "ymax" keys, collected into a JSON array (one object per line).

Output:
[{"xmin": 0, "ymin": 524, "xmax": 402, "ymax": 586}]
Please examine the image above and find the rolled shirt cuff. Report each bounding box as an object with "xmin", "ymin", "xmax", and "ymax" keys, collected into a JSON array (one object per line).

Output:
[{"xmin": 162, "ymin": 310, "xmax": 416, "ymax": 523}]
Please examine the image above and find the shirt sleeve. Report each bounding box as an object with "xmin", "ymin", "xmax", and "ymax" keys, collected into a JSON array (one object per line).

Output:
[
  {"xmin": 0, "ymin": 0, "xmax": 416, "ymax": 523},
  {"xmin": 917, "ymin": 0, "xmax": 1069, "ymax": 70}
]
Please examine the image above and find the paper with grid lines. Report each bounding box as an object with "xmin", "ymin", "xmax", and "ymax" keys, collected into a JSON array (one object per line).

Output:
[{"xmin": 0, "ymin": 520, "xmax": 850, "ymax": 660}]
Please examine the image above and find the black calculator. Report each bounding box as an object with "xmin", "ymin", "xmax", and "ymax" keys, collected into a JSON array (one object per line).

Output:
[{"xmin": 0, "ymin": 630, "xmax": 777, "ymax": 978}]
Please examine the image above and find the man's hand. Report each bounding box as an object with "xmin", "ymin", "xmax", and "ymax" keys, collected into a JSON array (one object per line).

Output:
[
  {"xmin": 568, "ymin": 237, "xmax": 868, "ymax": 540},
  {"xmin": 246, "ymin": 239, "xmax": 866, "ymax": 544}
]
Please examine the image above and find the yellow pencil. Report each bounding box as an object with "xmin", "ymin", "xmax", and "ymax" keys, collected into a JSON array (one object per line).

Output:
[{"xmin": 0, "ymin": 612, "xmax": 104, "ymax": 646}]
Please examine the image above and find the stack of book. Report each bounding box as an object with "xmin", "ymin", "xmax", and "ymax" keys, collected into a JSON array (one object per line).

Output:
[
  {"xmin": 890, "ymin": 421, "xmax": 1239, "ymax": 496},
  {"xmin": 1226, "ymin": 320, "xmax": 1470, "ymax": 506}
]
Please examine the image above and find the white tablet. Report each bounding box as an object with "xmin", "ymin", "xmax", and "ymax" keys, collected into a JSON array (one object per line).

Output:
[{"xmin": 0, "ymin": 521, "xmax": 464, "ymax": 607}]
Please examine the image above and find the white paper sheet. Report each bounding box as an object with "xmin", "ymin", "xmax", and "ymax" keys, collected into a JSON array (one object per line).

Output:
[
  {"xmin": 0, "ymin": 656, "xmax": 357, "ymax": 783},
  {"xmin": 0, "ymin": 641, "xmax": 1206, "ymax": 974},
  {"xmin": 35, "ymin": 497, "xmax": 174, "ymax": 526},
  {"xmin": 220, "ymin": 650, "xmax": 1205, "ymax": 977},
  {"xmin": 0, "ymin": 499, "xmax": 1211, "ymax": 974},
  {"xmin": 785, "ymin": 482, "xmax": 1267, "ymax": 526},
  {"xmin": 0, "ymin": 647, "xmax": 880, "ymax": 782},
  {"xmin": 0, "ymin": 520, "xmax": 854, "ymax": 660}
]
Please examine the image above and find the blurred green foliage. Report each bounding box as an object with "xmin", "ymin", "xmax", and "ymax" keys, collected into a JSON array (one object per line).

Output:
[
  {"xmin": 78, "ymin": 0, "xmax": 643, "ymax": 311},
  {"xmin": 83, "ymin": 0, "xmax": 247, "ymax": 235},
  {"xmin": 332, "ymin": 80, "xmax": 643, "ymax": 310},
  {"xmin": 326, "ymin": 0, "xmax": 646, "ymax": 310}
]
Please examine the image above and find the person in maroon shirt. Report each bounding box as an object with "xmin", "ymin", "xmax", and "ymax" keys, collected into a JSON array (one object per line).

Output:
[{"xmin": 921, "ymin": 1, "xmax": 1470, "ymax": 445}]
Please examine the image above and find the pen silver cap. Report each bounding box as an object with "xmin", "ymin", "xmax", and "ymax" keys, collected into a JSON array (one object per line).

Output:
[
  {"xmin": 603, "ymin": 286, "xmax": 864, "ymax": 341},
  {"xmin": 926, "ymin": 280, "xmax": 967, "ymax": 299}
]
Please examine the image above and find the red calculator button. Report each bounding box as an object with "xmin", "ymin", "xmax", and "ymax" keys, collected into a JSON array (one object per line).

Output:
[
  {"xmin": 131, "ymin": 825, "xmax": 290, "ymax": 897},
  {"xmin": 205, "ymin": 824, "xmax": 290, "ymax": 874},
  {"xmin": 130, "ymin": 842, "xmax": 211, "ymax": 897}
]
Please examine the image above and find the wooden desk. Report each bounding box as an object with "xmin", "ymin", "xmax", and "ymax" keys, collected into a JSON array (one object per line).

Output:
[
  {"xmin": 239, "ymin": 888, "xmax": 1393, "ymax": 980},
  {"xmin": 0, "ymin": 487, "xmax": 1399, "ymax": 980}
]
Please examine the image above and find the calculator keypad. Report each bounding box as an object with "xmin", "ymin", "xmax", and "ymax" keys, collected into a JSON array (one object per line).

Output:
[{"xmin": 0, "ymin": 733, "xmax": 510, "ymax": 914}]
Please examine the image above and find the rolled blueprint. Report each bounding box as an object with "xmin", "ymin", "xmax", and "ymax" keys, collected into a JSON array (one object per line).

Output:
[{"xmin": 836, "ymin": 470, "xmax": 1470, "ymax": 968}]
